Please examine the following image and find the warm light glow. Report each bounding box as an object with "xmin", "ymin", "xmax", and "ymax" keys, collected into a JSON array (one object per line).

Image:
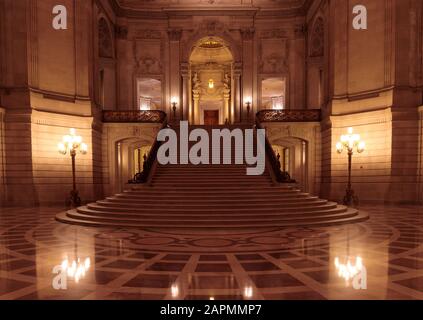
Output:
[
  {"xmin": 244, "ymin": 286, "xmax": 253, "ymax": 298},
  {"xmin": 58, "ymin": 128, "xmax": 88, "ymax": 156},
  {"xmin": 334, "ymin": 256, "xmax": 365, "ymax": 286},
  {"xmin": 336, "ymin": 127, "xmax": 365, "ymax": 154},
  {"xmin": 245, "ymin": 97, "xmax": 252, "ymax": 105},
  {"xmin": 358, "ymin": 141, "xmax": 365, "ymax": 153},
  {"xmin": 208, "ymin": 79, "xmax": 214, "ymax": 89},
  {"xmin": 80, "ymin": 143, "xmax": 88, "ymax": 155},
  {"xmin": 273, "ymin": 103, "xmax": 283, "ymax": 110},
  {"xmin": 171, "ymin": 284, "xmax": 179, "ymax": 298},
  {"xmin": 61, "ymin": 257, "xmax": 91, "ymax": 283},
  {"xmin": 140, "ymin": 104, "xmax": 150, "ymax": 111},
  {"xmin": 209, "ymin": 297, "xmax": 215, "ymax": 300},
  {"xmin": 171, "ymin": 97, "xmax": 178, "ymax": 105}
]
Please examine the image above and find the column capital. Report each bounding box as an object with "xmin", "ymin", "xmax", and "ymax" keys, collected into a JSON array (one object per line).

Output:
[
  {"xmin": 180, "ymin": 62, "xmax": 189, "ymax": 77},
  {"xmin": 168, "ymin": 28, "xmax": 183, "ymax": 41},
  {"xmin": 240, "ymin": 28, "xmax": 255, "ymax": 41}
]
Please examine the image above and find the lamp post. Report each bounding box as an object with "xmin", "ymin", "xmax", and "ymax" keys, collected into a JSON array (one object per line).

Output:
[
  {"xmin": 336, "ymin": 127, "xmax": 365, "ymax": 206},
  {"xmin": 58, "ymin": 128, "xmax": 88, "ymax": 207}
]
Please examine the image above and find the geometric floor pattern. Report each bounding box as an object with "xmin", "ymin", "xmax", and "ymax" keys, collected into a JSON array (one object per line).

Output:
[{"xmin": 0, "ymin": 205, "xmax": 422, "ymax": 300}]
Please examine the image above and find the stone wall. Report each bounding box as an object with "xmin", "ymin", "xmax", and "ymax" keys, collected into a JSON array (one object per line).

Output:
[
  {"xmin": 29, "ymin": 109, "xmax": 99, "ymax": 205},
  {"xmin": 324, "ymin": 109, "xmax": 393, "ymax": 203}
]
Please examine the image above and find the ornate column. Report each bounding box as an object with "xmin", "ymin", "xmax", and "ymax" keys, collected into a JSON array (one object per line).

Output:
[
  {"xmin": 180, "ymin": 62, "xmax": 190, "ymax": 121},
  {"xmin": 223, "ymin": 89, "xmax": 231, "ymax": 124},
  {"xmin": 168, "ymin": 29, "xmax": 182, "ymax": 121},
  {"xmin": 241, "ymin": 28, "xmax": 255, "ymax": 122},
  {"xmin": 232, "ymin": 64, "xmax": 242, "ymax": 124},
  {"xmin": 192, "ymin": 90, "xmax": 201, "ymax": 124}
]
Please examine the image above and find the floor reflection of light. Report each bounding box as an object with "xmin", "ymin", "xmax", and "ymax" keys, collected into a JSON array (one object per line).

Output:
[
  {"xmin": 61, "ymin": 257, "xmax": 91, "ymax": 283},
  {"xmin": 334, "ymin": 256, "xmax": 364, "ymax": 285},
  {"xmin": 244, "ymin": 286, "xmax": 253, "ymax": 298},
  {"xmin": 171, "ymin": 284, "xmax": 179, "ymax": 298}
]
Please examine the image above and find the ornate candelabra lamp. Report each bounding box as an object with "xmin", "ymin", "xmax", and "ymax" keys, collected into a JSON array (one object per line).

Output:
[
  {"xmin": 336, "ymin": 127, "xmax": 365, "ymax": 206},
  {"xmin": 58, "ymin": 128, "xmax": 88, "ymax": 207}
]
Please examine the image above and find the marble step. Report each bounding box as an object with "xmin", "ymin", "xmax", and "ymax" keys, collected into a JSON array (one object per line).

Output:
[{"xmin": 56, "ymin": 209, "xmax": 368, "ymax": 229}]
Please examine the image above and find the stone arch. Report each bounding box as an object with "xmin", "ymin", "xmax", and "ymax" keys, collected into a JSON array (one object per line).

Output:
[
  {"xmin": 182, "ymin": 21, "xmax": 241, "ymax": 63},
  {"xmin": 309, "ymin": 16, "xmax": 324, "ymax": 58},
  {"xmin": 98, "ymin": 17, "xmax": 114, "ymax": 58},
  {"xmin": 266, "ymin": 123, "xmax": 321, "ymax": 196}
]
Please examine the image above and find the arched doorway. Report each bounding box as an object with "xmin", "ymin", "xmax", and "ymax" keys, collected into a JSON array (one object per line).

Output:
[
  {"xmin": 115, "ymin": 138, "xmax": 151, "ymax": 193},
  {"xmin": 273, "ymin": 137, "xmax": 308, "ymax": 191},
  {"xmin": 189, "ymin": 37, "xmax": 234, "ymax": 125}
]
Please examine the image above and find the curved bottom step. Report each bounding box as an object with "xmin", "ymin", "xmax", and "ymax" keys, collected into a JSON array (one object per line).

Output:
[{"xmin": 56, "ymin": 209, "xmax": 369, "ymax": 229}]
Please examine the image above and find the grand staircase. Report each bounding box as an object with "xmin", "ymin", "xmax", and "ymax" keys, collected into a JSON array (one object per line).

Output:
[{"xmin": 56, "ymin": 125, "xmax": 368, "ymax": 229}]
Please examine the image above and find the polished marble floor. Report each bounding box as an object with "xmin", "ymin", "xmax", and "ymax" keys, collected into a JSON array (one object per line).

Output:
[{"xmin": 0, "ymin": 205, "xmax": 422, "ymax": 300}]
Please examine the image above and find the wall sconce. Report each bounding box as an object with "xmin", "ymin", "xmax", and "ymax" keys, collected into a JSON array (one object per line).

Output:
[
  {"xmin": 58, "ymin": 128, "xmax": 88, "ymax": 207},
  {"xmin": 336, "ymin": 127, "xmax": 365, "ymax": 206},
  {"xmin": 208, "ymin": 79, "xmax": 214, "ymax": 89},
  {"xmin": 171, "ymin": 97, "xmax": 178, "ymax": 119},
  {"xmin": 245, "ymin": 97, "xmax": 252, "ymax": 120}
]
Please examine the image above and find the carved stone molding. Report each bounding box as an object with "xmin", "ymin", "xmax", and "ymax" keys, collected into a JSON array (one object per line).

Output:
[
  {"xmin": 99, "ymin": 18, "xmax": 114, "ymax": 58},
  {"xmin": 199, "ymin": 20, "xmax": 225, "ymax": 36},
  {"xmin": 136, "ymin": 56, "xmax": 162, "ymax": 74},
  {"xmin": 260, "ymin": 29, "xmax": 287, "ymax": 39},
  {"xmin": 134, "ymin": 29, "xmax": 162, "ymax": 39},
  {"xmin": 115, "ymin": 25, "xmax": 128, "ymax": 39},
  {"xmin": 168, "ymin": 28, "xmax": 182, "ymax": 41},
  {"xmin": 309, "ymin": 17, "xmax": 324, "ymax": 57},
  {"xmin": 260, "ymin": 53, "xmax": 288, "ymax": 74},
  {"xmin": 240, "ymin": 28, "xmax": 255, "ymax": 41}
]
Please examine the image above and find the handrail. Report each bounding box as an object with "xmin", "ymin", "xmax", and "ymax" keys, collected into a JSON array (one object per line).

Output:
[
  {"xmin": 103, "ymin": 110, "xmax": 167, "ymax": 123},
  {"xmin": 257, "ymin": 109, "xmax": 321, "ymax": 123},
  {"xmin": 256, "ymin": 113, "xmax": 296, "ymax": 184},
  {"xmin": 130, "ymin": 118, "xmax": 168, "ymax": 184}
]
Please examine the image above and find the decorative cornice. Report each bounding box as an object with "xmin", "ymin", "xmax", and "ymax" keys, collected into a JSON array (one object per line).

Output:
[{"xmin": 109, "ymin": 0, "xmax": 311, "ymax": 18}]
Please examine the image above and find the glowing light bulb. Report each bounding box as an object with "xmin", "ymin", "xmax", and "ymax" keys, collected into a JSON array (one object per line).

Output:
[
  {"xmin": 171, "ymin": 284, "xmax": 179, "ymax": 298},
  {"xmin": 58, "ymin": 142, "xmax": 66, "ymax": 154},
  {"xmin": 336, "ymin": 142, "xmax": 343, "ymax": 154}
]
